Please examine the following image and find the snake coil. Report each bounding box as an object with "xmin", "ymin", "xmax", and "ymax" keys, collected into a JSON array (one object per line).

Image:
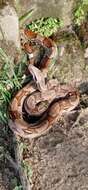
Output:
[{"xmin": 9, "ymin": 29, "xmax": 80, "ymax": 138}]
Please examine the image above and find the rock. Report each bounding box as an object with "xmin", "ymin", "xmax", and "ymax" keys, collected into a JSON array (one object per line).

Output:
[
  {"xmin": 48, "ymin": 30, "xmax": 87, "ymax": 86},
  {"xmin": 13, "ymin": 0, "xmax": 77, "ymax": 27},
  {"xmin": 0, "ymin": 4, "xmax": 20, "ymax": 58},
  {"xmin": 18, "ymin": 107, "xmax": 88, "ymax": 190}
]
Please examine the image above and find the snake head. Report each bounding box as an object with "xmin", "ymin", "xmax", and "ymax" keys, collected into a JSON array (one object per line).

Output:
[{"xmin": 28, "ymin": 64, "xmax": 47, "ymax": 92}]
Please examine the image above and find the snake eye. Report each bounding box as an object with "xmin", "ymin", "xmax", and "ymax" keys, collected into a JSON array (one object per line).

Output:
[
  {"xmin": 69, "ymin": 92, "xmax": 72, "ymax": 96},
  {"xmin": 69, "ymin": 92, "xmax": 74, "ymax": 96}
]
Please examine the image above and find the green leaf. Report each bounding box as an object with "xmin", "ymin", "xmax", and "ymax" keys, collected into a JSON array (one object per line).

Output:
[{"xmin": 27, "ymin": 17, "xmax": 63, "ymax": 37}]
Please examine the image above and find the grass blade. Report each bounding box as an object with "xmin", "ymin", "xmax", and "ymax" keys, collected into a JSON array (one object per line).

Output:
[{"xmin": 19, "ymin": 9, "xmax": 34, "ymax": 26}]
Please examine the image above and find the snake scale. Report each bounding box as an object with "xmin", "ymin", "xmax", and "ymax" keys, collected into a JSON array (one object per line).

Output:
[{"xmin": 8, "ymin": 29, "xmax": 80, "ymax": 139}]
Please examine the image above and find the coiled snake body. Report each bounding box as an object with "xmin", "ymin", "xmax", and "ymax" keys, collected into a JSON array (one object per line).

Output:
[{"xmin": 9, "ymin": 29, "xmax": 80, "ymax": 138}]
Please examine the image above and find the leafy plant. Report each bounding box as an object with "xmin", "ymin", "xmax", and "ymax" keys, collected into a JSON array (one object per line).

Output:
[
  {"xmin": 74, "ymin": 0, "xmax": 88, "ymax": 25},
  {"xmin": 27, "ymin": 17, "xmax": 63, "ymax": 37},
  {"xmin": 0, "ymin": 48, "xmax": 28, "ymax": 124}
]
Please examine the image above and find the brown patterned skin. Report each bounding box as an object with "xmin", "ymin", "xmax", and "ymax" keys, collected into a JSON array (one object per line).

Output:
[
  {"xmin": 23, "ymin": 28, "xmax": 58, "ymax": 69},
  {"xmin": 9, "ymin": 29, "xmax": 80, "ymax": 139}
]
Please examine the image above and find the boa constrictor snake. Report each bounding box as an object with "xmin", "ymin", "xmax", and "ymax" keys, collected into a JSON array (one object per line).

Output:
[{"xmin": 9, "ymin": 29, "xmax": 80, "ymax": 139}]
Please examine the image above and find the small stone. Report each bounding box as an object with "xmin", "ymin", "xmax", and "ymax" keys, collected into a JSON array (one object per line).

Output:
[
  {"xmin": 0, "ymin": 4, "xmax": 20, "ymax": 49},
  {"xmin": 0, "ymin": 4, "xmax": 20, "ymax": 58}
]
